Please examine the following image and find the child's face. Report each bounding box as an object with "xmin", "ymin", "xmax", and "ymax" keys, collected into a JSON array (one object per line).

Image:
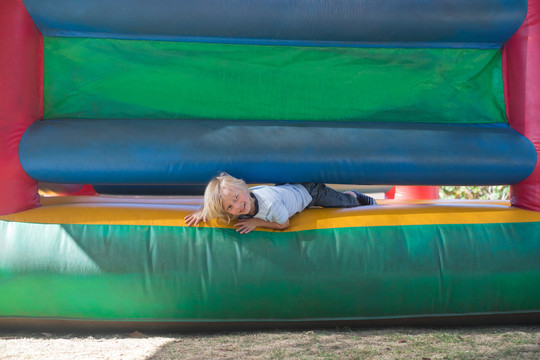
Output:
[{"xmin": 221, "ymin": 186, "xmax": 252, "ymax": 216}]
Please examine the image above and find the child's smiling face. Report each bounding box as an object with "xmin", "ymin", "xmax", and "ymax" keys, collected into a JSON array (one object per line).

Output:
[{"xmin": 221, "ymin": 187, "xmax": 252, "ymax": 216}]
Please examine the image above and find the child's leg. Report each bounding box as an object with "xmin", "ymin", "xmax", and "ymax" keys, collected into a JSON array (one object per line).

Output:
[
  {"xmin": 301, "ymin": 183, "xmax": 372, "ymax": 208},
  {"xmin": 346, "ymin": 190, "xmax": 377, "ymax": 206}
]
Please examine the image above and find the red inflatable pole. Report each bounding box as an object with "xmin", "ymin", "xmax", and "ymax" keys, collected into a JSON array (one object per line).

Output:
[
  {"xmin": 0, "ymin": 0, "xmax": 42, "ymax": 215},
  {"xmin": 388, "ymin": 186, "xmax": 439, "ymax": 200},
  {"xmin": 503, "ymin": 0, "xmax": 540, "ymax": 211}
]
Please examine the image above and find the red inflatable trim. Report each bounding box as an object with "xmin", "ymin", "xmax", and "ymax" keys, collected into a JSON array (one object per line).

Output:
[
  {"xmin": 390, "ymin": 186, "xmax": 440, "ymax": 200},
  {"xmin": 0, "ymin": 0, "xmax": 42, "ymax": 215},
  {"xmin": 503, "ymin": 0, "xmax": 540, "ymax": 211}
]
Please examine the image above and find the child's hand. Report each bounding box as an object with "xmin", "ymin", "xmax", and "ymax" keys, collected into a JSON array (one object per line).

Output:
[
  {"xmin": 234, "ymin": 218, "xmax": 289, "ymax": 234},
  {"xmin": 234, "ymin": 218, "xmax": 258, "ymax": 234},
  {"xmin": 184, "ymin": 210, "xmax": 206, "ymax": 227}
]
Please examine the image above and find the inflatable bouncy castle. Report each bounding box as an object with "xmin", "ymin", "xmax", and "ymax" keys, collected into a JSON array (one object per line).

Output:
[{"xmin": 1, "ymin": 0, "xmax": 540, "ymax": 329}]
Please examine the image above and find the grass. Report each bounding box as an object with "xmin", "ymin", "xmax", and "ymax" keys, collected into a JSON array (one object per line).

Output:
[
  {"xmin": 143, "ymin": 326, "xmax": 540, "ymax": 359},
  {"xmin": 1, "ymin": 326, "xmax": 539, "ymax": 360}
]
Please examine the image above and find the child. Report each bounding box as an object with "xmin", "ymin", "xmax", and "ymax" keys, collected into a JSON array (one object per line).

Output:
[{"xmin": 184, "ymin": 172, "xmax": 377, "ymax": 234}]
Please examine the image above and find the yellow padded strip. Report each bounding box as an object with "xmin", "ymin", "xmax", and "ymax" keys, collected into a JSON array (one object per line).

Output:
[{"xmin": 2, "ymin": 197, "xmax": 540, "ymax": 232}]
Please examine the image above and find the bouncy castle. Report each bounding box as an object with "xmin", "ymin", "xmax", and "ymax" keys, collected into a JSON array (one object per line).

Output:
[{"xmin": 1, "ymin": 0, "xmax": 540, "ymax": 329}]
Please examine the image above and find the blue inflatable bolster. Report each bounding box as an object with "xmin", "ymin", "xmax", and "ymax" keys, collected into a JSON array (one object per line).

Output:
[
  {"xmin": 18, "ymin": 119, "xmax": 537, "ymax": 186},
  {"xmin": 22, "ymin": 0, "xmax": 527, "ymax": 48}
]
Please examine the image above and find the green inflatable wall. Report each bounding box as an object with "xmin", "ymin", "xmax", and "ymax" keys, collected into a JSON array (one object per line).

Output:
[{"xmin": 44, "ymin": 38, "xmax": 505, "ymax": 123}]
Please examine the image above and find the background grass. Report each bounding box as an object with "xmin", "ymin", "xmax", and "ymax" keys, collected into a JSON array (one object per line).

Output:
[{"xmin": 1, "ymin": 326, "xmax": 539, "ymax": 359}]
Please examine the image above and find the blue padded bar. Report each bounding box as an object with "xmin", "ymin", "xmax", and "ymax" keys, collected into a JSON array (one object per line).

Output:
[
  {"xmin": 19, "ymin": 120, "xmax": 537, "ymax": 186},
  {"xmin": 23, "ymin": 0, "xmax": 527, "ymax": 48}
]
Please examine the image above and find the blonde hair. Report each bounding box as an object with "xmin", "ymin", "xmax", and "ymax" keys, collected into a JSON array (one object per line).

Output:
[{"xmin": 201, "ymin": 172, "xmax": 250, "ymax": 224}]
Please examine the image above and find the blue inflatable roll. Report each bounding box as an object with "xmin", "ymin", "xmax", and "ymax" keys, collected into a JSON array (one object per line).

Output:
[
  {"xmin": 19, "ymin": 119, "xmax": 536, "ymax": 186},
  {"xmin": 22, "ymin": 0, "xmax": 527, "ymax": 48}
]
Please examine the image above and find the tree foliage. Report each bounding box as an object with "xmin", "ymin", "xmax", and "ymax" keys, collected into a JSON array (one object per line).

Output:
[{"xmin": 439, "ymin": 186, "xmax": 510, "ymax": 200}]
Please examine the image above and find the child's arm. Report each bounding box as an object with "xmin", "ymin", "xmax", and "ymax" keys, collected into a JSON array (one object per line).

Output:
[
  {"xmin": 234, "ymin": 218, "xmax": 290, "ymax": 234},
  {"xmin": 184, "ymin": 208, "xmax": 206, "ymax": 226}
]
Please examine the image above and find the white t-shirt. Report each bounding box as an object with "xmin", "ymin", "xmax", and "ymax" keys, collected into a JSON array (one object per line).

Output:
[{"xmin": 250, "ymin": 184, "xmax": 312, "ymax": 224}]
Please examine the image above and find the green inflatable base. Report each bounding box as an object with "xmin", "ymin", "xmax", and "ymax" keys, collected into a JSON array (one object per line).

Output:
[{"xmin": 1, "ymin": 203, "xmax": 540, "ymax": 329}]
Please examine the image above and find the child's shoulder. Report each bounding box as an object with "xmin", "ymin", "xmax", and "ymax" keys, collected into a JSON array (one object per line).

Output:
[
  {"xmin": 251, "ymin": 184, "xmax": 305, "ymax": 196},
  {"xmin": 250, "ymin": 184, "xmax": 281, "ymax": 196}
]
